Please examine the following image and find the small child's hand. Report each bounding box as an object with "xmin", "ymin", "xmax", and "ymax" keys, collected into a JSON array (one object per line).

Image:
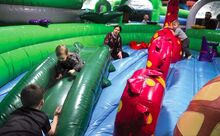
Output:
[
  {"xmin": 68, "ymin": 69, "xmax": 76, "ymax": 74},
  {"xmin": 54, "ymin": 106, "xmax": 62, "ymax": 116},
  {"xmin": 117, "ymin": 51, "xmax": 122, "ymax": 59},
  {"xmin": 56, "ymin": 74, "xmax": 62, "ymax": 80}
]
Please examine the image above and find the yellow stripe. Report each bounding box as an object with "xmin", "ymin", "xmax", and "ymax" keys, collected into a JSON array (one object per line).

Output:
[
  {"xmin": 117, "ymin": 100, "xmax": 123, "ymax": 112},
  {"xmin": 156, "ymin": 76, "xmax": 166, "ymax": 88}
]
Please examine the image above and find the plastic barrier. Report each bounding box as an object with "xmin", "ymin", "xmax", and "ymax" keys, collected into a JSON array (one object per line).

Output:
[{"xmin": 0, "ymin": 45, "xmax": 111, "ymax": 136}]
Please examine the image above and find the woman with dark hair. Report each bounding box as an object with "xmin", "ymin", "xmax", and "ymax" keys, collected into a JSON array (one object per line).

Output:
[{"xmin": 104, "ymin": 25, "xmax": 129, "ymax": 60}]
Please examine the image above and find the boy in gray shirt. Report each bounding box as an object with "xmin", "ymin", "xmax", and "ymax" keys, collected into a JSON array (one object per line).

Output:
[{"xmin": 172, "ymin": 20, "xmax": 192, "ymax": 59}]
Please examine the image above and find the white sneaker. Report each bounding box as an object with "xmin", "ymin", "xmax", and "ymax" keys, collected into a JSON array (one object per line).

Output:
[{"xmin": 187, "ymin": 55, "xmax": 192, "ymax": 59}]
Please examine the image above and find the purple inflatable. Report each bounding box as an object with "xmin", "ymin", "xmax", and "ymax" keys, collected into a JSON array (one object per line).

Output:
[
  {"xmin": 29, "ymin": 19, "xmax": 40, "ymax": 24},
  {"xmin": 198, "ymin": 36, "xmax": 218, "ymax": 62},
  {"xmin": 39, "ymin": 19, "xmax": 50, "ymax": 26},
  {"xmin": 29, "ymin": 19, "xmax": 50, "ymax": 26}
]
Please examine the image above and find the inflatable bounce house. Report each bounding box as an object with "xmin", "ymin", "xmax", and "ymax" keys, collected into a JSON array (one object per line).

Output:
[{"xmin": 0, "ymin": 0, "xmax": 220, "ymax": 136}]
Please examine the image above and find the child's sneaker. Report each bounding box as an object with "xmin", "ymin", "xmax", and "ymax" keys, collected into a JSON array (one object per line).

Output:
[{"xmin": 187, "ymin": 55, "xmax": 192, "ymax": 59}]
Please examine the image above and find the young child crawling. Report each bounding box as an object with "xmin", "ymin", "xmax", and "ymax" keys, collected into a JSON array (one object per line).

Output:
[{"xmin": 55, "ymin": 45, "xmax": 84, "ymax": 80}]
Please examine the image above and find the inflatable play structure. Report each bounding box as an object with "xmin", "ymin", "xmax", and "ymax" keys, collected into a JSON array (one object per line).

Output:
[
  {"xmin": 83, "ymin": 0, "xmax": 189, "ymax": 25},
  {"xmin": 0, "ymin": 0, "xmax": 220, "ymax": 136},
  {"xmin": 0, "ymin": 0, "xmax": 189, "ymax": 24},
  {"xmin": 186, "ymin": 0, "xmax": 220, "ymax": 29},
  {"xmin": 114, "ymin": 26, "xmax": 182, "ymax": 135},
  {"xmin": 0, "ymin": 23, "xmax": 161, "ymax": 135},
  {"xmin": 0, "ymin": 0, "xmax": 84, "ymax": 24},
  {"xmin": 174, "ymin": 75, "xmax": 220, "ymax": 136},
  {"xmin": 0, "ymin": 43, "xmax": 112, "ymax": 136},
  {"xmin": 114, "ymin": 1, "xmax": 182, "ymax": 135}
]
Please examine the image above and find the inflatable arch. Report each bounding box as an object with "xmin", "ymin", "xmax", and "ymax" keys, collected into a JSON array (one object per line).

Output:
[{"xmin": 186, "ymin": 0, "xmax": 220, "ymax": 29}]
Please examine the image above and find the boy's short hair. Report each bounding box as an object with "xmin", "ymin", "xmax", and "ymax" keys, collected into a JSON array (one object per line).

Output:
[
  {"xmin": 172, "ymin": 20, "xmax": 179, "ymax": 25},
  {"xmin": 144, "ymin": 14, "xmax": 149, "ymax": 18},
  {"xmin": 21, "ymin": 84, "xmax": 44, "ymax": 108},
  {"xmin": 114, "ymin": 25, "xmax": 122, "ymax": 32},
  {"xmin": 55, "ymin": 45, "xmax": 68, "ymax": 56}
]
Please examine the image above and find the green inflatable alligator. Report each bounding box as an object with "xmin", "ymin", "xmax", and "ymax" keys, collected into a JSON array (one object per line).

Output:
[{"xmin": 0, "ymin": 43, "xmax": 113, "ymax": 136}]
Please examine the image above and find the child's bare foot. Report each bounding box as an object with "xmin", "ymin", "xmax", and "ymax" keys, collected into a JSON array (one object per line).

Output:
[{"xmin": 56, "ymin": 74, "xmax": 62, "ymax": 80}]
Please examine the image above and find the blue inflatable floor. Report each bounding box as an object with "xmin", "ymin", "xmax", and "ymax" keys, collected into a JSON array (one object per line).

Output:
[
  {"xmin": 85, "ymin": 47, "xmax": 220, "ymax": 136},
  {"xmin": 0, "ymin": 72, "xmax": 26, "ymax": 102}
]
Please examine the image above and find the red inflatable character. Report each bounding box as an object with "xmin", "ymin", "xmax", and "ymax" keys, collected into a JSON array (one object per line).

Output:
[
  {"xmin": 147, "ymin": 36, "xmax": 172, "ymax": 78},
  {"xmin": 149, "ymin": 28, "xmax": 182, "ymax": 63},
  {"xmin": 114, "ymin": 69, "xmax": 166, "ymax": 136},
  {"xmin": 164, "ymin": 0, "xmax": 179, "ymax": 27},
  {"xmin": 114, "ymin": 34, "xmax": 174, "ymax": 136},
  {"xmin": 114, "ymin": 32, "xmax": 182, "ymax": 135},
  {"xmin": 114, "ymin": 0, "xmax": 182, "ymax": 135},
  {"xmin": 130, "ymin": 41, "xmax": 149, "ymax": 50}
]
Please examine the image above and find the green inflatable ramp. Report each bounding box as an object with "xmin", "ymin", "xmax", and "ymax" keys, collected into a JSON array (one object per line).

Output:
[{"xmin": 0, "ymin": 44, "xmax": 111, "ymax": 136}]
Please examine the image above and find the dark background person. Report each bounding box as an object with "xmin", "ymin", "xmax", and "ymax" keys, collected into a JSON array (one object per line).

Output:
[
  {"xmin": 196, "ymin": 12, "xmax": 217, "ymax": 30},
  {"xmin": 142, "ymin": 14, "xmax": 150, "ymax": 23},
  {"xmin": 216, "ymin": 14, "xmax": 220, "ymax": 30},
  {"xmin": 104, "ymin": 25, "xmax": 129, "ymax": 60}
]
